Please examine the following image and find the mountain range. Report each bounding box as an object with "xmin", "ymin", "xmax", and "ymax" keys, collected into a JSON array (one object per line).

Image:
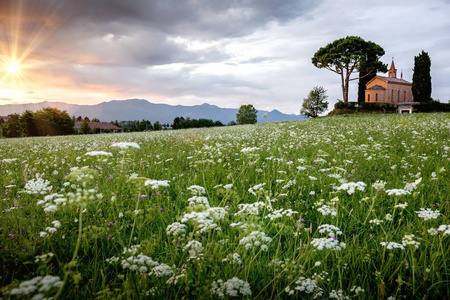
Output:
[{"xmin": 0, "ymin": 99, "xmax": 306, "ymax": 124}]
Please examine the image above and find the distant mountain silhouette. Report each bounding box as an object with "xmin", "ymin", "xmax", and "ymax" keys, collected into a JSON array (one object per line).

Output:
[{"xmin": 0, "ymin": 99, "xmax": 306, "ymax": 124}]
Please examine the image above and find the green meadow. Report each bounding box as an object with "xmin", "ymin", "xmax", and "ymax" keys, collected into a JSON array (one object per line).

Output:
[{"xmin": 1, "ymin": 113, "xmax": 449, "ymax": 299}]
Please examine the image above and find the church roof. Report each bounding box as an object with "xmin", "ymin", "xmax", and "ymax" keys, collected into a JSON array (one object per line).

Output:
[
  {"xmin": 368, "ymin": 85, "xmax": 385, "ymax": 90},
  {"xmin": 378, "ymin": 76, "xmax": 411, "ymax": 85}
]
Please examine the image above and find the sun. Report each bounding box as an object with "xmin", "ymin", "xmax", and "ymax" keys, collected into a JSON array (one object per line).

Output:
[{"xmin": 8, "ymin": 62, "xmax": 20, "ymax": 74}]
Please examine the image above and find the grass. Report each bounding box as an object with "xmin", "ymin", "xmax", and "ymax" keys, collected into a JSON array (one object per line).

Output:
[{"xmin": 0, "ymin": 113, "xmax": 449, "ymax": 299}]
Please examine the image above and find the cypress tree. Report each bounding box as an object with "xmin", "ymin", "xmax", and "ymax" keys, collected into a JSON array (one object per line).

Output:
[
  {"xmin": 357, "ymin": 65, "xmax": 376, "ymax": 103},
  {"xmin": 412, "ymin": 51, "xmax": 432, "ymax": 102}
]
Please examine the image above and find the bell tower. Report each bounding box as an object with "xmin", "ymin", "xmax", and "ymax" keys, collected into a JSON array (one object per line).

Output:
[{"xmin": 388, "ymin": 59, "xmax": 397, "ymax": 78}]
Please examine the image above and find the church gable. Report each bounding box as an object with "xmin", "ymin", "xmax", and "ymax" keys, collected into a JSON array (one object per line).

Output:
[
  {"xmin": 367, "ymin": 84, "xmax": 385, "ymax": 90},
  {"xmin": 366, "ymin": 76, "xmax": 387, "ymax": 89}
]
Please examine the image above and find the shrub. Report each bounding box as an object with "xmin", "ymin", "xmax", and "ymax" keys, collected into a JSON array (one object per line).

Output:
[
  {"xmin": 359, "ymin": 102, "xmax": 396, "ymax": 112},
  {"xmin": 413, "ymin": 101, "xmax": 450, "ymax": 112}
]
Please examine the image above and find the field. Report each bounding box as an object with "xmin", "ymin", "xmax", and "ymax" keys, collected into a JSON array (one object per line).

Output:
[{"xmin": 1, "ymin": 113, "xmax": 449, "ymax": 299}]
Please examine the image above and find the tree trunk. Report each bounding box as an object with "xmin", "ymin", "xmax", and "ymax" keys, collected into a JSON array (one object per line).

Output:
[
  {"xmin": 344, "ymin": 74, "xmax": 349, "ymax": 104},
  {"xmin": 340, "ymin": 72, "xmax": 347, "ymax": 104}
]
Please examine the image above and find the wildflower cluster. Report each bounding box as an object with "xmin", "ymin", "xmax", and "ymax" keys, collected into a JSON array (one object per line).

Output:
[
  {"xmin": 415, "ymin": 208, "xmax": 441, "ymax": 220},
  {"xmin": 311, "ymin": 224, "xmax": 346, "ymax": 251},
  {"xmin": 239, "ymin": 230, "xmax": 272, "ymax": 251},
  {"xmin": 334, "ymin": 181, "xmax": 366, "ymax": 195},
  {"xmin": 22, "ymin": 177, "xmax": 52, "ymax": 194},
  {"xmin": 285, "ymin": 276, "xmax": 323, "ymax": 297},
  {"xmin": 211, "ymin": 277, "xmax": 252, "ymax": 298},
  {"xmin": 9, "ymin": 275, "xmax": 63, "ymax": 298}
]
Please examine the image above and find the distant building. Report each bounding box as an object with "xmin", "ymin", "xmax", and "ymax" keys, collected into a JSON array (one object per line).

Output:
[
  {"xmin": 365, "ymin": 60, "xmax": 413, "ymax": 106},
  {"xmin": 74, "ymin": 121, "xmax": 123, "ymax": 133}
]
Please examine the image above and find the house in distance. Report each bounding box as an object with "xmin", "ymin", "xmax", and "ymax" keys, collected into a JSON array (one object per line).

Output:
[
  {"xmin": 365, "ymin": 60, "xmax": 413, "ymax": 113},
  {"xmin": 74, "ymin": 121, "xmax": 123, "ymax": 134}
]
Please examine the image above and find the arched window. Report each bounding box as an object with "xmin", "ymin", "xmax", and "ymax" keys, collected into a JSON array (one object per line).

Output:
[
  {"xmin": 391, "ymin": 90, "xmax": 394, "ymax": 103},
  {"xmin": 368, "ymin": 94, "xmax": 370, "ymax": 102},
  {"xmin": 376, "ymin": 93, "xmax": 378, "ymax": 102},
  {"xmin": 403, "ymin": 91, "xmax": 406, "ymax": 101},
  {"xmin": 398, "ymin": 90, "xmax": 400, "ymax": 101}
]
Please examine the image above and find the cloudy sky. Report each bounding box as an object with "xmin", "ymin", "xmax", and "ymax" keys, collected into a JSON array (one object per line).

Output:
[{"xmin": 0, "ymin": 0, "xmax": 449, "ymax": 114}]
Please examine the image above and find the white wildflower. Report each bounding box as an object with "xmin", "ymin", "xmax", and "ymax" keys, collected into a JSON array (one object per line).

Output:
[
  {"xmin": 317, "ymin": 205, "xmax": 337, "ymax": 216},
  {"xmin": 144, "ymin": 179, "xmax": 170, "ymax": 189},
  {"xmin": 222, "ymin": 253, "xmax": 242, "ymax": 265},
  {"xmin": 404, "ymin": 177, "xmax": 422, "ymax": 192},
  {"xmin": 329, "ymin": 289, "xmax": 348, "ymax": 299},
  {"xmin": 311, "ymin": 238, "xmax": 346, "ymax": 251},
  {"xmin": 317, "ymin": 224, "xmax": 342, "ymax": 237},
  {"xmin": 350, "ymin": 286, "xmax": 365, "ymax": 294},
  {"xmin": 386, "ymin": 189, "xmax": 411, "ymax": 196},
  {"xmin": 239, "ymin": 231, "xmax": 272, "ymax": 251},
  {"xmin": 187, "ymin": 185, "xmax": 206, "ymax": 196},
  {"xmin": 85, "ymin": 151, "xmax": 113, "ymax": 157},
  {"xmin": 187, "ymin": 196, "xmax": 210, "ymax": 207},
  {"xmin": 402, "ymin": 234, "xmax": 420, "ymax": 249},
  {"xmin": 150, "ymin": 264, "xmax": 174, "ymax": 277},
  {"xmin": 23, "ymin": 177, "xmax": 52, "ymax": 195},
  {"xmin": 282, "ymin": 179, "xmax": 296, "ymax": 189},
  {"xmin": 235, "ymin": 201, "xmax": 266, "ymax": 216},
  {"xmin": 240, "ymin": 147, "xmax": 260, "ymax": 153},
  {"xmin": 427, "ymin": 228, "xmax": 438, "ymax": 235},
  {"xmin": 380, "ymin": 242, "xmax": 405, "ymax": 250},
  {"xmin": 166, "ymin": 222, "xmax": 187, "ymax": 236},
  {"xmin": 211, "ymin": 277, "xmax": 251, "ymax": 299},
  {"xmin": 394, "ymin": 202, "xmax": 408, "ymax": 209},
  {"xmin": 285, "ymin": 276, "xmax": 323, "ymax": 297},
  {"xmin": 369, "ymin": 219, "xmax": 383, "ymax": 225},
  {"xmin": 9, "ymin": 275, "xmax": 63, "ymax": 297},
  {"xmin": 45, "ymin": 227, "xmax": 57, "ymax": 234},
  {"xmin": 372, "ymin": 180, "xmax": 386, "ymax": 190},
  {"xmin": 248, "ymin": 183, "xmax": 266, "ymax": 196},
  {"xmin": 196, "ymin": 222, "xmax": 221, "ymax": 234},
  {"xmin": 183, "ymin": 240, "xmax": 203, "ymax": 260},
  {"xmin": 265, "ymin": 208, "xmax": 298, "ymax": 220},
  {"xmin": 415, "ymin": 208, "xmax": 440, "ymax": 220},
  {"xmin": 110, "ymin": 142, "xmax": 140, "ymax": 149},
  {"xmin": 437, "ymin": 224, "xmax": 450, "ymax": 235},
  {"xmin": 334, "ymin": 181, "xmax": 366, "ymax": 195}
]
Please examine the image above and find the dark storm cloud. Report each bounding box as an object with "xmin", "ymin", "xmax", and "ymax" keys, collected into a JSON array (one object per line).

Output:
[
  {"xmin": 0, "ymin": 0, "xmax": 321, "ymax": 67},
  {"xmin": 58, "ymin": 0, "xmax": 319, "ymax": 37}
]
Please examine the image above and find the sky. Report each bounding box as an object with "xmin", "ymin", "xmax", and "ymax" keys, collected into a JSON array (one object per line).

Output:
[{"xmin": 0, "ymin": 0, "xmax": 449, "ymax": 114}]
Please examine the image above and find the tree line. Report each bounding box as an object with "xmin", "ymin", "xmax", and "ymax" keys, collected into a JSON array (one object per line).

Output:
[
  {"xmin": 0, "ymin": 108, "xmax": 75, "ymax": 138},
  {"xmin": 0, "ymin": 105, "xmax": 260, "ymax": 138}
]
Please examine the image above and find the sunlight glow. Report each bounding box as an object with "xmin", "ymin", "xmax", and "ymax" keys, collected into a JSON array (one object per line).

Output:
[{"xmin": 8, "ymin": 62, "xmax": 20, "ymax": 74}]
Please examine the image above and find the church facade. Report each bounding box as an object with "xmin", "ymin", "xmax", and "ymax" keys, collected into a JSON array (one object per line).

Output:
[{"xmin": 365, "ymin": 61, "xmax": 413, "ymax": 105}]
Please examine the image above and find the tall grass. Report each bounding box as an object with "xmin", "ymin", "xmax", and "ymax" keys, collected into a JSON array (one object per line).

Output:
[{"xmin": 1, "ymin": 113, "xmax": 449, "ymax": 299}]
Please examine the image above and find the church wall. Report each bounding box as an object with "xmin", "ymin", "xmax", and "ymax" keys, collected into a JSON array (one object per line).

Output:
[
  {"xmin": 366, "ymin": 89, "xmax": 386, "ymax": 103},
  {"xmin": 386, "ymin": 83, "xmax": 413, "ymax": 104}
]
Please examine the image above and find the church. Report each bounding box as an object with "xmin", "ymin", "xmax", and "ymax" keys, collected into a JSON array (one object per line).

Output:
[{"xmin": 365, "ymin": 60, "xmax": 413, "ymax": 105}]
